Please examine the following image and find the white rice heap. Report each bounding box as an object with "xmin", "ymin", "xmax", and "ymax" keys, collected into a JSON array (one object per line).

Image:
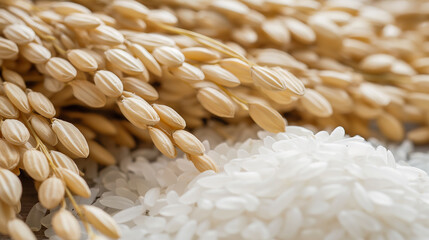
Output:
[{"xmin": 41, "ymin": 126, "xmax": 429, "ymax": 240}]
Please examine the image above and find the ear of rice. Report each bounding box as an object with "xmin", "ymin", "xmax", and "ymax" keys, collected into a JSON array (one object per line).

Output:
[
  {"xmin": 0, "ymin": 37, "xmax": 19, "ymax": 59},
  {"xmin": 0, "ymin": 95, "xmax": 19, "ymax": 119},
  {"xmin": 3, "ymin": 24, "xmax": 35, "ymax": 45},
  {"xmin": 38, "ymin": 177, "xmax": 65, "ymax": 210},
  {"xmin": 172, "ymin": 129, "xmax": 205, "ymax": 156},
  {"xmin": 117, "ymin": 93, "xmax": 160, "ymax": 128},
  {"xmin": 67, "ymin": 49, "xmax": 98, "ymax": 72},
  {"xmin": 201, "ymin": 64, "xmax": 241, "ymax": 88},
  {"xmin": 197, "ymin": 87, "xmax": 235, "ymax": 118},
  {"xmin": 51, "ymin": 118, "xmax": 89, "ymax": 158},
  {"xmin": 248, "ymin": 102, "xmax": 286, "ymax": 133},
  {"xmin": 27, "ymin": 91, "xmax": 56, "ymax": 118},
  {"xmin": 57, "ymin": 167, "xmax": 90, "ymax": 198},
  {"xmin": 88, "ymin": 140, "xmax": 116, "ymax": 165},
  {"xmin": 64, "ymin": 13, "xmax": 101, "ymax": 29},
  {"xmin": 7, "ymin": 218, "xmax": 36, "ymax": 240},
  {"xmin": 81, "ymin": 205, "xmax": 121, "ymax": 239},
  {"xmin": 0, "ymin": 168, "xmax": 22, "ymax": 205},
  {"xmin": 0, "ymin": 139, "xmax": 20, "ymax": 170},
  {"xmin": 169, "ymin": 62, "xmax": 205, "ymax": 83},
  {"xmin": 52, "ymin": 209, "xmax": 81, "ymax": 240},
  {"xmin": 148, "ymin": 126, "xmax": 177, "ymax": 159},
  {"xmin": 152, "ymin": 46, "xmax": 185, "ymax": 67},
  {"xmin": 20, "ymin": 43, "xmax": 51, "ymax": 64},
  {"xmin": 1, "ymin": 119, "xmax": 30, "ymax": 146},
  {"xmin": 93, "ymin": 70, "xmax": 124, "ymax": 98},
  {"xmin": 23, "ymin": 149, "xmax": 50, "ymax": 182},
  {"xmin": 122, "ymin": 77, "xmax": 158, "ymax": 101},
  {"xmin": 69, "ymin": 80, "xmax": 107, "ymax": 108},
  {"xmin": 4, "ymin": 82, "xmax": 32, "ymax": 114}
]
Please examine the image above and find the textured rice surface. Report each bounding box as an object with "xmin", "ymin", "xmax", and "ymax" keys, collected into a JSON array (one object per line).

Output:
[{"xmin": 42, "ymin": 125, "xmax": 429, "ymax": 240}]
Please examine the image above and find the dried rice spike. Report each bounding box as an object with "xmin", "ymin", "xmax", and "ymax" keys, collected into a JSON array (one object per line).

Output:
[
  {"xmin": 45, "ymin": 57, "xmax": 77, "ymax": 82},
  {"xmin": 152, "ymin": 46, "xmax": 185, "ymax": 67},
  {"xmin": 249, "ymin": 102, "xmax": 286, "ymax": 133},
  {"xmin": 2, "ymin": 68, "xmax": 25, "ymax": 89},
  {"xmin": 38, "ymin": 177, "xmax": 65, "ymax": 209},
  {"xmin": 170, "ymin": 62, "xmax": 205, "ymax": 83},
  {"xmin": 308, "ymin": 15, "xmax": 341, "ymax": 43},
  {"xmin": 0, "ymin": 139, "xmax": 19, "ymax": 170},
  {"xmin": 51, "ymin": 118, "xmax": 89, "ymax": 158},
  {"xmin": 80, "ymin": 205, "xmax": 121, "ymax": 239},
  {"xmin": 89, "ymin": 25, "xmax": 124, "ymax": 46},
  {"xmin": 359, "ymin": 54, "xmax": 396, "ymax": 73},
  {"xmin": 93, "ymin": 70, "xmax": 123, "ymax": 98},
  {"xmin": 284, "ymin": 18, "xmax": 316, "ymax": 44},
  {"xmin": 67, "ymin": 49, "xmax": 98, "ymax": 72},
  {"xmin": 376, "ymin": 113, "xmax": 404, "ymax": 141},
  {"xmin": 122, "ymin": 77, "xmax": 158, "ymax": 101},
  {"xmin": 147, "ymin": 9, "xmax": 177, "ymax": 25},
  {"xmin": 52, "ymin": 2, "xmax": 90, "ymax": 15},
  {"xmin": 197, "ymin": 87, "xmax": 235, "ymax": 118},
  {"xmin": 111, "ymin": 0, "xmax": 149, "ymax": 18},
  {"xmin": 50, "ymin": 150, "xmax": 79, "ymax": 174},
  {"xmin": 7, "ymin": 218, "xmax": 36, "ymax": 240},
  {"xmin": 117, "ymin": 93, "xmax": 160, "ymax": 128},
  {"xmin": 172, "ymin": 129, "xmax": 205, "ymax": 156},
  {"xmin": 1, "ymin": 119, "xmax": 30, "ymax": 146},
  {"xmin": 64, "ymin": 13, "xmax": 102, "ymax": 29},
  {"xmin": 128, "ymin": 43, "xmax": 162, "ymax": 77},
  {"xmin": 219, "ymin": 58, "xmax": 252, "ymax": 84},
  {"xmin": 315, "ymin": 86, "xmax": 353, "ymax": 113},
  {"xmin": 27, "ymin": 91, "xmax": 56, "ymax": 118},
  {"xmin": 318, "ymin": 70, "xmax": 353, "ymax": 88},
  {"xmin": 52, "ymin": 208, "xmax": 80, "ymax": 240},
  {"xmin": 29, "ymin": 115, "xmax": 58, "ymax": 146},
  {"xmin": 359, "ymin": 83, "xmax": 391, "ymax": 107},
  {"xmin": 354, "ymin": 102, "xmax": 382, "ymax": 120},
  {"xmin": 44, "ymin": 77, "xmax": 65, "ymax": 93},
  {"xmin": 148, "ymin": 126, "xmax": 177, "ymax": 159},
  {"xmin": 57, "ymin": 168, "xmax": 90, "ymax": 198},
  {"xmin": 273, "ymin": 67, "xmax": 305, "ymax": 96},
  {"xmin": 69, "ymin": 80, "xmax": 107, "ymax": 108},
  {"xmin": 3, "ymin": 24, "xmax": 35, "ymax": 45},
  {"xmin": 104, "ymin": 49, "xmax": 144, "ymax": 75},
  {"xmin": 407, "ymin": 93, "xmax": 429, "ymax": 111},
  {"xmin": 23, "ymin": 149, "xmax": 50, "ymax": 182},
  {"xmin": 4, "ymin": 82, "xmax": 31, "ymax": 113},
  {"xmin": 112, "ymin": 121, "xmax": 135, "ymax": 148},
  {"xmin": 88, "ymin": 140, "xmax": 116, "ymax": 165},
  {"xmin": 261, "ymin": 19, "xmax": 290, "ymax": 45},
  {"xmin": 152, "ymin": 104, "xmax": 186, "ymax": 130},
  {"xmin": 407, "ymin": 127, "xmax": 429, "ymax": 144},
  {"xmin": 251, "ymin": 66, "xmax": 287, "ymax": 91},
  {"xmin": 182, "ymin": 47, "xmax": 220, "ymax": 62},
  {"xmin": 0, "ymin": 168, "xmax": 22, "ymax": 205},
  {"xmin": 0, "ymin": 37, "xmax": 18, "ymax": 59},
  {"xmin": 127, "ymin": 33, "xmax": 176, "ymax": 52},
  {"xmin": 261, "ymin": 88, "xmax": 296, "ymax": 104},
  {"xmin": 201, "ymin": 64, "xmax": 240, "ymax": 88},
  {"xmin": 20, "ymin": 43, "xmax": 51, "ymax": 64},
  {"xmin": 0, "ymin": 96, "xmax": 19, "ymax": 119},
  {"xmin": 300, "ymin": 89, "xmax": 333, "ymax": 117},
  {"xmin": 188, "ymin": 154, "xmax": 218, "ymax": 172}
]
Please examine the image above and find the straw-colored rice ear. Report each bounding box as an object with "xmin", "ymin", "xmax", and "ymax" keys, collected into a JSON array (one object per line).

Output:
[
  {"xmin": 23, "ymin": 149, "xmax": 50, "ymax": 182},
  {"xmin": 93, "ymin": 70, "xmax": 123, "ymax": 98},
  {"xmin": 0, "ymin": 95, "xmax": 19, "ymax": 119},
  {"xmin": 315, "ymin": 86, "xmax": 353, "ymax": 114},
  {"xmin": 64, "ymin": 13, "xmax": 102, "ymax": 29},
  {"xmin": 21, "ymin": 43, "xmax": 51, "ymax": 64},
  {"xmin": 181, "ymin": 47, "xmax": 220, "ymax": 62},
  {"xmin": 0, "ymin": 37, "xmax": 19, "ymax": 59},
  {"xmin": 251, "ymin": 66, "xmax": 287, "ymax": 91},
  {"xmin": 67, "ymin": 49, "xmax": 98, "ymax": 72},
  {"xmin": 89, "ymin": 25, "xmax": 124, "ymax": 46},
  {"xmin": 359, "ymin": 54, "xmax": 396, "ymax": 73},
  {"xmin": 249, "ymin": 102, "xmax": 286, "ymax": 133},
  {"xmin": 152, "ymin": 104, "xmax": 186, "ymax": 130},
  {"xmin": 50, "ymin": 150, "xmax": 80, "ymax": 174},
  {"xmin": 51, "ymin": 118, "xmax": 89, "ymax": 158},
  {"xmin": 81, "ymin": 205, "xmax": 121, "ymax": 239},
  {"xmin": 3, "ymin": 24, "xmax": 35, "ymax": 45},
  {"xmin": 0, "ymin": 139, "xmax": 20, "ymax": 170},
  {"xmin": 128, "ymin": 43, "xmax": 162, "ymax": 77},
  {"xmin": 148, "ymin": 126, "xmax": 177, "ymax": 159},
  {"xmin": 1, "ymin": 119, "xmax": 30, "ymax": 146},
  {"xmin": 88, "ymin": 140, "xmax": 116, "ymax": 165},
  {"xmin": 27, "ymin": 91, "xmax": 56, "ymax": 118},
  {"xmin": 4, "ymin": 82, "xmax": 32, "ymax": 113},
  {"xmin": 122, "ymin": 77, "xmax": 158, "ymax": 101},
  {"xmin": 38, "ymin": 177, "xmax": 65, "ymax": 209},
  {"xmin": 152, "ymin": 46, "xmax": 185, "ymax": 67},
  {"xmin": 219, "ymin": 58, "xmax": 253, "ymax": 84},
  {"xmin": 169, "ymin": 62, "xmax": 205, "ymax": 83},
  {"xmin": 188, "ymin": 154, "xmax": 218, "ymax": 172},
  {"xmin": 57, "ymin": 167, "xmax": 91, "ymax": 198},
  {"xmin": 0, "ymin": 168, "xmax": 22, "ymax": 205},
  {"xmin": 272, "ymin": 67, "xmax": 305, "ymax": 96},
  {"xmin": 104, "ymin": 49, "xmax": 144, "ymax": 75},
  {"xmin": 52, "ymin": 208, "xmax": 81, "ymax": 240},
  {"xmin": 29, "ymin": 115, "xmax": 58, "ymax": 146},
  {"xmin": 172, "ymin": 130, "xmax": 205, "ymax": 156},
  {"xmin": 300, "ymin": 89, "xmax": 333, "ymax": 117},
  {"xmin": 201, "ymin": 64, "xmax": 241, "ymax": 88},
  {"xmin": 110, "ymin": 0, "xmax": 149, "ymax": 18},
  {"xmin": 52, "ymin": 1, "xmax": 91, "ymax": 15},
  {"xmin": 69, "ymin": 80, "xmax": 107, "ymax": 108},
  {"xmin": 117, "ymin": 93, "xmax": 160, "ymax": 128},
  {"xmin": 2, "ymin": 69, "xmax": 26, "ymax": 89},
  {"xmin": 7, "ymin": 218, "xmax": 36, "ymax": 240},
  {"xmin": 284, "ymin": 18, "xmax": 316, "ymax": 44},
  {"xmin": 197, "ymin": 87, "xmax": 235, "ymax": 118}
]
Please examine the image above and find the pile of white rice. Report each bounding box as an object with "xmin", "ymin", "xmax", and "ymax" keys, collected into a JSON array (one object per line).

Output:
[{"xmin": 33, "ymin": 125, "xmax": 429, "ymax": 240}]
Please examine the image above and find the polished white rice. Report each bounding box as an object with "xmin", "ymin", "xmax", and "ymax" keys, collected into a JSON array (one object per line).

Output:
[{"xmin": 42, "ymin": 125, "xmax": 429, "ymax": 240}]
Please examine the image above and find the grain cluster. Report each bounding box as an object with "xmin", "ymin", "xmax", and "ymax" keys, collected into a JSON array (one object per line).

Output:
[{"xmin": 0, "ymin": 0, "xmax": 428, "ymax": 239}]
